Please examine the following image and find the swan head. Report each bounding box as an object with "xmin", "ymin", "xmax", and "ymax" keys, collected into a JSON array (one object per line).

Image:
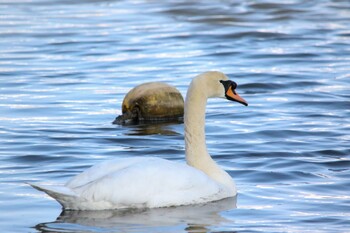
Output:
[{"xmin": 197, "ymin": 71, "xmax": 248, "ymax": 106}]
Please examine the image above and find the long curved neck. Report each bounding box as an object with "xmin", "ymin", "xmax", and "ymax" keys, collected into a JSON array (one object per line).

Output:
[
  {"xmin": 184, "ymin": 78, "xmax": 235, "ymax": 192},
  {"xmin": 184, "ymin": 82, "xmax": 208, "ymax": 166}
]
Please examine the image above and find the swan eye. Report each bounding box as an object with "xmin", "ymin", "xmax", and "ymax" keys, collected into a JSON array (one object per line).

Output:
[
  {"xmin": 220, "ymin": 80, "xmax": 237, "ymax": 92},
  {"xmin": 231, "ymin": 82, "xmax": 237, "ymax": 90}
]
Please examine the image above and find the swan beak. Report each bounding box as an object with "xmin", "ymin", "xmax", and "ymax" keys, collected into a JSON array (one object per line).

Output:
[{"xmin": 226, "ymin": 86, "xmax": 248, "ymax": 106}]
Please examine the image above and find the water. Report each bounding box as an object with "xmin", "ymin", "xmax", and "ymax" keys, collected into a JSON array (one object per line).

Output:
[{"xmin": 0, "ymin": 0, "xmax": 349, "ymax": 232}]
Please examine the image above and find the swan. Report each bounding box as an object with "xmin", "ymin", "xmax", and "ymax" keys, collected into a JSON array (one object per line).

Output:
[{"xmin": 29, "ymin": 71, "xmax": 248, "ymax": 210}]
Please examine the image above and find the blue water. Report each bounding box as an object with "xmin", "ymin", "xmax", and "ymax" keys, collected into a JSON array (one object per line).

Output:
[{"xmin": 1, "ymin": 0, "xmax": 350, "ymax": 232}]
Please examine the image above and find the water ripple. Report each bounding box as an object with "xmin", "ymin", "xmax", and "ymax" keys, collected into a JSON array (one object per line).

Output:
[{"xmin": 0, "ymin": 0, "xmax": 349, "ymax": 232}]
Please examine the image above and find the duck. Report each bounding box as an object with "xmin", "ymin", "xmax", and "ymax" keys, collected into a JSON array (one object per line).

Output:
[{"xmin": 29, "ymin": 71, "xmax": 248, "ymax": 210}]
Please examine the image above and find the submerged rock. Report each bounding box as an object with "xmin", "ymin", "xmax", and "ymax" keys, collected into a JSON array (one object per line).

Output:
[{"xmin": 113, "ymin": 82, "xmax": 184, "ymax": 125}]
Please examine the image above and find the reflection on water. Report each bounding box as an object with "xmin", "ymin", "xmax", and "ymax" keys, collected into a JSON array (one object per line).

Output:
[
  {"xmin": 123, "ymin": 122, "xmax": 183, "ymax": 136},
  {"xmin": 36, "ymin": 197, "xmax": 237, "ymax": 233}
]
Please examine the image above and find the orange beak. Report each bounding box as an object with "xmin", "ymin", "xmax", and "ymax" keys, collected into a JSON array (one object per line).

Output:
[{"xmin": 226, "ymin": 86, "xmax": 248, "ymax": 106}]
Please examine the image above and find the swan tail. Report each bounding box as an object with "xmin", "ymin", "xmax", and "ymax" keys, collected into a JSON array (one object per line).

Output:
[{"xmin": 28, "ymin": 183, "xmax": 78, "ymax": 209}]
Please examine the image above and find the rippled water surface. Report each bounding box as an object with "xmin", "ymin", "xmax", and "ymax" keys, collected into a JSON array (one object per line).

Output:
[{"xmin": 1, "ymin": 0, "xmax": 350, "ymax": 232}]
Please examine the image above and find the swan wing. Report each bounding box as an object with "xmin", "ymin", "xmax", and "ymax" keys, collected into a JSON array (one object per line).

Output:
[
  {"xmin": 70, "ymin": 158, "xmax": 225, "ymax": 210},
  {"xmin": 66, "ymin": 157, "xmax": 149, "ymax": 188}
]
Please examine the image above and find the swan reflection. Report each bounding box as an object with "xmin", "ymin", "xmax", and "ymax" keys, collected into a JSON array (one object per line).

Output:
[
  {"xmin": 124, "ymin": 121, "xmax": 182, "ymax": 136},
  {"xmin": 36, "ymin": 196, "xmax": 236, "ymax": 233}
]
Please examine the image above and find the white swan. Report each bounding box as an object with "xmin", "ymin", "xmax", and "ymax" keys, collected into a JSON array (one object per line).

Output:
[{"xmin": 30, "ymin": 71, "xmax": 248, "ymax": 210}]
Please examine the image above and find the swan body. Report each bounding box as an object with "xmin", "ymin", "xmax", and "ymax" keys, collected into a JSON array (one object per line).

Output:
[{"xmin": 30, "ymin": 71, "xmax": 248, "ymax": 210}]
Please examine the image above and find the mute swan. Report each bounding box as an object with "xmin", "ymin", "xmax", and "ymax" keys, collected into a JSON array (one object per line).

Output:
[
  {"xmin": 113, "ymin": 82, "xmax": 184, "ymax": 125},
  {"xmin": 30, "ymin": 71, "xmax": 248, "ymax": 210}
]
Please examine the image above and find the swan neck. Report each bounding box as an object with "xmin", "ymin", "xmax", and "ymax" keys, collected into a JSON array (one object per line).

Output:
[
  {"xmin": 184, "ymin": 82, "xmax": 208, "ymax": 167},
  {"xmin": 184, "ymin": 76, "xmax": 236, "ymax": 194}
]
